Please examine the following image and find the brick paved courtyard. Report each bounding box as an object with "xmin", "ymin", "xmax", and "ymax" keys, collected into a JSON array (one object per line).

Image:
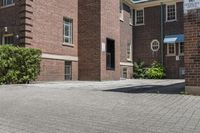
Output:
[{"xmin": 1, "ymin": 79, "xmax": 200, "ymax": 133}]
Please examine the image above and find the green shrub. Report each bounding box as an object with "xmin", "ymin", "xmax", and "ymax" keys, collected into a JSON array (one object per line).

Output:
[
  {"xmin": 133, "ymin": 61, "xmax": 147, "ymax": 79},
  {"xmin": 0, "ymin": 46, "xmax": 42, "ymax": 84},
  {"xmin": 145, "ymin": 62, "xmax": 166, "ymax": 79}
]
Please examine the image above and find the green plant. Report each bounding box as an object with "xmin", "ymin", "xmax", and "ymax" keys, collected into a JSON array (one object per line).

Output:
[
  {"xmin": 145, "ymin": 62, "xmax": 166, "ymax": 79},
  {"xmin": 133, "ymin": 61, "xmax": 147, "ymax": 79},
  {"xmin": 0, "ymin": 46, "xmax": 42, "ymax": 84}
]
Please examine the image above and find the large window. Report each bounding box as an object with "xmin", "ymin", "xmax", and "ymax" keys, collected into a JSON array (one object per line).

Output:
[
  {"xmin": 127, "ymin": 43, "xmax": 132, "ymax": 61},
  {"xmin": 2, "ymin": 34, "xmax": 14, "ymax": 45},
  {"xmin": 63, "ymin": 18, "xmax": 73, "ymax": 44},
  {"xmin": 135, "ymin": 9, "xmax": 144, "ymax": 25},
  {"xmin": 2, "ymin": 0, "xmax": 14, "ymax": 6},
  {"xmin": 166, "ymin": 4, "xmax": 177, "ymax": 22},
  {"xmin": 106, "ymin": 38, "xmax": 115, "ymax": 70},
  {"xmin": 167, "ymin": 44, "xmax": 176, "ymax": 56}
]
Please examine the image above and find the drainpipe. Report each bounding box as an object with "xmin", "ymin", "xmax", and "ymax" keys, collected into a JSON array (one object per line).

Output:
[{"xmin": 160, "ymin": 2, "xmax": 164, "ymax": 65}]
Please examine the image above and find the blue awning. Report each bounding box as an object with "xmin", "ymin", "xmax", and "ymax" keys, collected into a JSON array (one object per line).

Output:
[{"xmin": 164, "ymin": 34, "xmax": 184, "ymax": 44}]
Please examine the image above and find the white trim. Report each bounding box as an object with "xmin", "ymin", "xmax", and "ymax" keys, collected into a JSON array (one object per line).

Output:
[
  {"xmin": 135, "ymin": 8, "xmax": 144, "ymax": 26},
  {"xmin": 0, "ymin": 3, "xmax": 15, "ymax": 9},
  {"xmin": 151, "ymin": 39, "xmax": 160, "ymax": 52},
  {"xmin": 166, "ymin": 3, "xmax": 177, "ymax": 22},
  {"xmin": 129, "ymin": 7, "xmax": 133, "ymax": 25},
  {"xmin": 42, "ymin": 53, "xmax": 78, "ymax": 62},
  {"xmin": 120, "ymin": 62, "xmax": 133, "ymax": 67},
  {"xmin": 131, "ymin": 0, "xmax": 183, "ymax": 9}
]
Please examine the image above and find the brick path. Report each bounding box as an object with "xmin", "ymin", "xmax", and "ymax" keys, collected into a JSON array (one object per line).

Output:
[{"xmin": 1, "ymin": 80, "xmax": 200, "ymax": 133}]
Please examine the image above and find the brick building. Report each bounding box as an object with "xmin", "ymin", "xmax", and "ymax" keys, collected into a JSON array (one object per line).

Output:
[
  {"xmin": 0, "ymin": 0, "xmax": 186, "ymax": 81},
  {"xmin": 184, "ymin": 0, "xmax": 200, "ymax": 95}
]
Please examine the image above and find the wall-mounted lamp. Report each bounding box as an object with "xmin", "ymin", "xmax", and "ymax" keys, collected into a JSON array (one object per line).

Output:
[{"xmin": 4, "ymin": 27, "xmax": 7, "ymax": 32}]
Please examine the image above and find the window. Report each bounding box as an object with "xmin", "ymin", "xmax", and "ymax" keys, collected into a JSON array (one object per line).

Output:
[
  {"xmin": 65, "ymin": 61, "xmax": 72, "ymax": 80},
  {"xmin": 63, "ymin": 18, "xmax": 73, "ymax": 44},
  {"xmin": 129, "ymin": 8, "xmax": 133, "ymax": 25},
  {"xmin": 2, "ymin": 0, "xmax": 14, "ymax": 6},
  {"xmin": 120, "ymin": 1, "xmax": 124, "ymax": 21},
  {"xmin": 179, "ymin": 43, "xmax": 184, "ymax": 55},
  {"xmin": 135, "ymin": 9, "xmax": 144, "ymax": 25},
  {"xmin": 106, "ymin": 38, "xmax": 115, "ymax": 70},
  {"xmin": 122, "ymin": 68, "xmax": 128, "ymax": 79},
  {"xmin": 167, "ymin": 43, "xmax": 176, "ymax": 56},
  {"xmin": 151, "ymin": 40, "xmax": 160, "ymax": 52},
  {"xmin": 166, "ymin": 4, "xmax": 177, "ymax": 22},
  {"xmin": 2, "ymin": 34, "xmax": 14, "ymax": 45},
  {"xmin": 127, "ymin": 43, "xmax": 132, "ymax": 61}
]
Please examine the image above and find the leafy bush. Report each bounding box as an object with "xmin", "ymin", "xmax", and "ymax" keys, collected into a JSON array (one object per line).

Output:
[
  {"xmin": 145, "ymin": 62, "xmax": 166, "ymax": 79},
  {"xmin": 0, "ymin": 46, "xmax": 42, "ymax": 84},
  {"xmin": 133, "ymin": 61, "xmax": 147, "ymax": 79}
]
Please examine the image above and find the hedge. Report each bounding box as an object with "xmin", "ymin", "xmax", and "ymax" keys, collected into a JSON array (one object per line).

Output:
[{"xmin": 0, "ymin": 46, "xmax": 42, "ymax": 84}]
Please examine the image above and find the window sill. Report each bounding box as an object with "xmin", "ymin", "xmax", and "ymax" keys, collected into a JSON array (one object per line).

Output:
[
  {"xmin": 166, "ymin": 19, "xmax": 177, "ymax": 23},
  {"xmin": 135, "ymin": 23, "xmax": 144, "ymax": 26},
  {"xmin": 106, "ymin": 68, "xmax": 115, "ymax": 71},
  {"xmin": 166, "ymin": 54, "xmax": 176, "ymax": 57},
  {"xmin": 62, "ymin": 43, "xmax": 74, "ymax": 47},
  {"xmin": 127, "ymin": 59, "xmax": 132, "ymax": 62},
  {"xmin": 179, "ymin": 54, "xmax": 184, "ymax": 56},
  {"xmin": 0, "ymin": 3, "xmax": 15, "ymax": 9},
  {"xmin": 120, "ymin": 18, "xmax": 124, "ymax": 22}
]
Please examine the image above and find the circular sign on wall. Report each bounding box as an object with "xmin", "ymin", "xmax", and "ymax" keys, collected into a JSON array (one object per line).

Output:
[{"xmin": 151, "ymin": 40, "xmax": 160, "ymax": 52}]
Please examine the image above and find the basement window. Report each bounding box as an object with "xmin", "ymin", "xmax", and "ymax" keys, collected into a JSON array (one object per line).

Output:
[
  {"xmin": 106, "ymin": 38, "xmax": 115, "ymax": 70},
  {"xmin": 2, "ymin": 0, "xmax": 14, "ymax": 7}
]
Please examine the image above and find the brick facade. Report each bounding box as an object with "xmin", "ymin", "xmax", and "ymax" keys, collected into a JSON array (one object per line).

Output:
[
  {"xmin": 133, "ymin": 2, "xmax": 184, "ymax": 79},
  {"xmin": 78, "ymin": 0, "xmax": 121, "ymax": 81},
  {"xmin": 0, "ymin": 0, "xmax": 192, "ymax": 81},
  {"xmin": 120, "ymin": 3, "xmax": 133, "ymax": 79},
  {"xmin": 185, "ymin": 9, "xmax": 200, "ymax": 94}
]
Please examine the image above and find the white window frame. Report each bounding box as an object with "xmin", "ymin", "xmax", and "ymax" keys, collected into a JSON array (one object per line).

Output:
[
  {"xmin": 135, "ymin": 9, "xmax": 144, "ymax": 26},
  {"xmin": 179, "ymin": 42, "xmax": 184, "ymax": 56},
  {"xmin": 166, "ymin": 3, "xmax": 177, "ymax": 22},
  {"xmin": 120, "ymin": 0, "xmax": 124, "ymax": 21},
  {"xmin": 127, "ymin": 43, "xmax": 132, "ymax": 61},
  {"xmin": 167, "ymin": 43, "xmax": 176, "ymax": 56},
  {"xmin": 2, "ymin": 34, "xmax": 14, "ymax": 45},
  {"xmin": 63, "ymin": 18, "xmax": 73, "ymax": 44},
  {"xmin": 2, "ymin": 0, "xmax": 14, "ymax": 7}
]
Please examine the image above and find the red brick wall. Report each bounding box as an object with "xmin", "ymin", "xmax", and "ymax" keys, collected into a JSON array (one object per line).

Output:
[
  {"xmin": 100, "ymin": 0, "xmax": 121, "ymax": 80},
  {"xmin": 24, "ymin": 0, "xmax": 78, "ymax": 81},
  {"xmin": 78, "ymin": 0, "xmax": 101, "ymax": 81},
  {"xmin": 185, "ymin": 9, "xmax": 200, "ymax": 89},
  {"xmin": 120, "ymin": 3, "xmax": 133, "ymax": 79},
  {"xmin": 38, "ymin": 59, "xmax": 78, "ymax": 81}
]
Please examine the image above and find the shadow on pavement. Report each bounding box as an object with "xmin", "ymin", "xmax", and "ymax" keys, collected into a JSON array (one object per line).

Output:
[{"xmin": 104, "ymin": 83, "xmax": 185, "ymax": 94}]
